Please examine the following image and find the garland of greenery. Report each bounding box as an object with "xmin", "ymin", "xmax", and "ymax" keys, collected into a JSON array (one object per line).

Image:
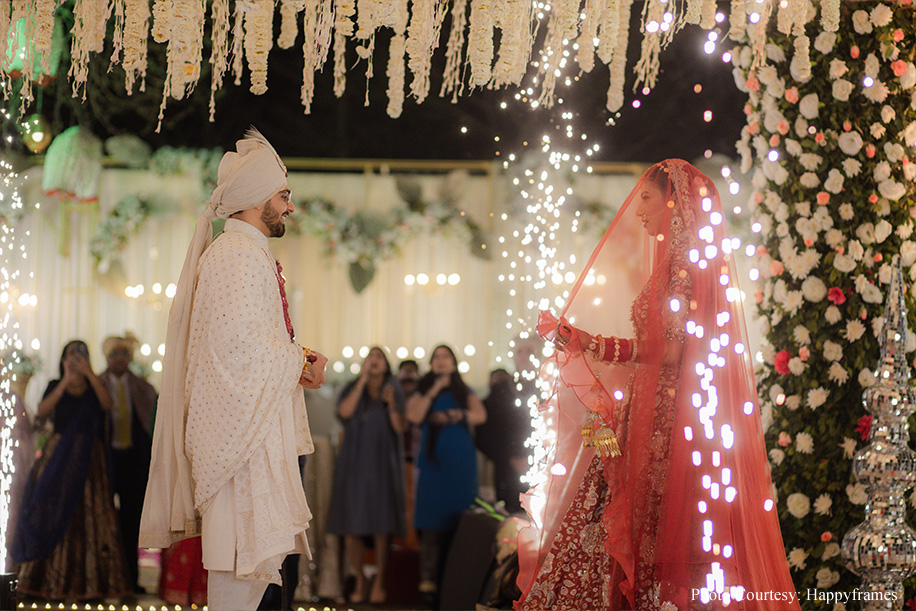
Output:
[{"xmin": 734, "ymin": 3, "xmax": 916, "ymax": 604}]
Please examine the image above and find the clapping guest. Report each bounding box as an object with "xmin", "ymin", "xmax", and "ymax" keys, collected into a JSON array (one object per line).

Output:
[
  {"xmin": 407, "ymin": 345, "xmax": 486, "ymax": 607},
  {"xmin": 328, "ymin": 347, "xmax": 407, "ymax": 605},
  {"xmin": 100, "ymin": 335, "xmax": 157, "ymax": 594},
  {"xmin": 13, "ymin": 340, "xmax": 131, "ymax": 600}
]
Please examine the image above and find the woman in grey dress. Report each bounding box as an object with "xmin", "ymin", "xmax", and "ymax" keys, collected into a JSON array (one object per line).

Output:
[{"xmin": 328, "ymin": 346, "xmax": 407, "ymax": 604}]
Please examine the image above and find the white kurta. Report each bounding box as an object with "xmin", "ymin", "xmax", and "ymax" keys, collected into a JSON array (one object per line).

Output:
[{"xmin": 184, "ymin": 218, "xmax": 313, "ymax": 583}]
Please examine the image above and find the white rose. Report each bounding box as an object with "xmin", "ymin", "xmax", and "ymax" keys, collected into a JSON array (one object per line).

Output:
[
  {"xmin": 775, "ymin": 202, "xmax": 790, "ymax": 223},
  {"xmin": 801, "ymin": 277, "xmax": 827, "ymax": 302},
  {"xmin": 793, "ymin": 325, "xmax": 811, "ymax": 345},
  {"xmin": 785, "ymin": 395, "xmax": 801, "ymax": 411},
  {"xmin": 908, "ymin": 330, "xmax": 916, "ymax": 353},
  {"xmin": 902, "ymin": 63, "xmax": 916, "ymax": 89},
  {"xmin": 814, "ymin": 206, "xmax": 834, "ymax": 230},
  {"xmin": 875, "ymin": 220, "xmax": 893, "ymax": 243},
  {"xmin": 776, "ymin": 222, "xmax": 789, "ymax": 237},
  {"xmin": 800, "ymin": 172, "xmax": 820, "ymax": 188},
  {"xmin": 824, "ymin": 169, "xmax": 844, "ymax": 194},
  {"xmin": 902, "ymin": 241, "xmax": 916, "ymax": 266},
  {"xmin": 765, "ymin": 43, "xmax": 786, "ymax": 63},
  {"xmin": 788, "ymin": 356, "xmax": 805, "ymax": 375},
  {"xmin": 799, "ymin": 93, "xmax": 819, "ymax": 119},
  {"xmin": 769, "ymin": 383, "xmax": 785, "ymax": 405},
  {"xmin": 787, "ymin": 492, "xmax": 811, "ymax": 517},
  {"xmin": 733, "ymin": 67, "xmax": 749, "ymax": 92},
  {"xmin": 840, "ymin": 437, "xmax": 857, "ymax": 459},
  {"xmin": 879, "ymin": 263, "xmax": 892, "ymax": 284},
  {"xmin": 823, "ymin": 340, "xmax": 843, "ymax": 362},
  {"xmin": 785, "ymin": 138, "xmax": 802, "ymax": 157},
  {"xmin": 872, "ymin": 316, "xmax": 885, "ymax": 338},
  {"xmin": 856, "ymin": 223, "xmax": 876, "ymax": 244},
  {"xmin": 814, "ymin": 32, "xmax": 836, "ymax": 54},
  {"xmin": 814, "ymin": 493, "xmax": 832, "ymax": 515},
  {"xmin": 825, "ymin": 305, "xmax": 841, "ymax": 325},
  {"xmin": 839, "ymin": 203, "xmax": 854, "ymax": 220},
  {"xmin": 828, "ymin": 362, "xmax": 849, "ymax": 384},
  {"xmin": 864, "ymin": 80, "xmax": 890, "ymax": 103},
  {"xmin": 832, "ymin": 79, "xmax": 854, "ymax": 102},
  {"xmin": 795, "ymin": 117, "xmax": 809, "ymax": 138},
  {"xmin": 845, "ymin": 319, "xmax": 866, "ymax": 341},
  {"xmin": 899, "ymin": 224, "xmax": 915, "ymax": 240},
  {"xmin": 837, "ymin": 131, "xmax": 863, "ymax": 155},
  {"xmin": 874, "ymin": 161, "xmax": 892, "ymax": 182},
  {"xmin": 833, "ymin": 253, "xmax": 856, "ymax": 273},
  {"xmin": 885, "ymin": 142, "xmax": 905, "ymax": 163},
  {"xmin": 784, "ymin": 291, "xmax": 803, "ymax": 314},
  {"xmin": 881, "ymin": 105, "xmax": 896, "ymax": 123},
  {"xmin": 846, "ymin": 482, "xmax": 868, "ymax": 505},
  {"xmin": 769, "ymin": 448, "xmax": 785, "ymax": 466},
  {"xmin": 825, "ymin": 228, "xmax": 843, "ymax": 247},
  {"xmin": 849, "ymin": 240, "xmax": 865, "ymax": 261},
  {"xmin": 799, "ymin": 153, "xmax": 822, "ymax": 171},
  {"xmin": 828, "ymin": 59, "xmax": 848, "ymax": 80},
  {"xmin": 870, "ymin": 3, "xmax": 893, "ymax": 26},
  {"xmin": 879, "ymin": 179, "xmax": 907, "ymax": 201},
  {"xmin": 858, "ymin": 368, "xmax": 877, "ymax": 388},
  {"xmin": 807, "ymin": 387, "xmax": 828, "ymax": 409},
  {"xmin": 758, "ymin": 65, "xmax": 778, "ymax": 87},
  {"xmin": 852, "ymin": 10, "xmax": 873, "ymax": 34},
  {"xmin": 865, "ymin": 53, "xmax": 881, "ymax": 79},
  {"xmin": 842, "ymin": 159, "xmax": 862, "ymax": 178},
  {"xmin": 823, "ymin": 542, "xmax": 841, "ymax": 560},
  {"xmin": 861, "ymin": 283, "xmax": 883, "ymax": 303},
  {"xmin": 795, "ymin": 201, "xmax": 811, "ymax": 217},
  {"xmin": 788, "ymin": 548, "xmax": 808, "ymax": 570},
  {"xmin": 816, "ymin": 568, "xmax": 841, "ymax": 589}
]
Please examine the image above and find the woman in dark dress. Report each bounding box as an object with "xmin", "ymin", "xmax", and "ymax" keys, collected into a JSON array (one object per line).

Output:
[
  {"xmin": 406, "ymin": 345, "xmax": 487, "ymax": 605},
  {"xmin": 13, "ymin": 340, "xmax": 131, "ymax": 600},
  {"xmin": 328, "ymin": 346, "xmax": 407, "ymax": 604}
]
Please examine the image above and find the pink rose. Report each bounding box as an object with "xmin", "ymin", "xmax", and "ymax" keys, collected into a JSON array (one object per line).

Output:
[
  {"xmin": 850, "ymin": 46, "xmax": 860, "ymax": 59},
  {"xmin": 816, "ymin": 192, "xmax": 830, "ymax": 206},
  {"xmin": 770, "ymin": 261, "xmax": 785, "ymax": 276},
  {"xmin": 784, "ymin": 87, "xmax": 799, "ymax": 103},
  {"xmin": 746, "ymin": 75, "xmax": 760, "ymax": 91},
  {"xmin": 892, "ymin": 60, "xmax": 908, "ymax": 77},
  {"xmin": 866, "ymin": 144, "xmax": 876, "ymax": 158},
  {"xmin": 799, "ymin": 347, "xmax": 810, "ymax": 362},
  {"xmin": 777, "ymin": 432, "xmax": 792, "ymax": 447},
  {"xmin": 894, "ymin": 29, "xmax": 904, "ymax": 42},
  {"xmin": 828, "ymin": 287, "xmax": 846, "ymax": 305},
  {"xmin": 769, "ymin": 134, "xmax": 781, "ymax": 146},
  {"xmin": 777, "ymin": 120, "xmax": 790, "ymax": 135}
]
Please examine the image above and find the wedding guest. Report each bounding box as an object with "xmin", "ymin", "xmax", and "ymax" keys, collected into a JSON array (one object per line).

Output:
[
  {"xmin": 13, "ymin": 340, "xmax": 131, "ymax": 600},
  {"xmin": 100, "ymin": 334, "xmax": 157, "ymax": 593},
  {"xmin": 158, "ymin": 537, "xmax": 207, "ymax": 606},
  {"xmin": 328, "ymin": 347, "xmax": 407, "ymax": 604},
  {"xmin": 398, "ymin": 359, "xmax": 421, "ymax": 461},
  {"xmin": 476, "ymin": 369, "xmax": 530, "ymax": 513},
  {"xmin": 407, "ymin": 345, "xmax": 486, "ymax": 607}
]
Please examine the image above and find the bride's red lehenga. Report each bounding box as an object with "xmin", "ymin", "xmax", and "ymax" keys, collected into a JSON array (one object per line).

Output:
[{"xmin": 516, "ymin": 160, "xmax": 799, "ymax": 611}]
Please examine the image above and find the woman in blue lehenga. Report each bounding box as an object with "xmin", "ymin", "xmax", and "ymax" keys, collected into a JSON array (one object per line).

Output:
[
  {"xmin": 407, "ymin": 345, "xmax": 487, "ymax": 605},
  {"xmin": 13, "ymin": 340, "xmax": 130, "ymax": 600}
]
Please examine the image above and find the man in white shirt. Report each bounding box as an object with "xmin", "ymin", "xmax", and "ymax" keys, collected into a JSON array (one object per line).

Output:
[
  {"xmin": 140, "ymin": 128, "xmax": 327, "ymax": 610},
  {"xmin": 100, "ymin": 335, "xmax": 156, "ymax": 594}
]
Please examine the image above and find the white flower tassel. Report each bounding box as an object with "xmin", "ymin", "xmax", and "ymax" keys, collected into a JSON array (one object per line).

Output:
[
  {"xmin": 301, "ymin": 0, "xmax": 334, "ymax": 114},
  {"xmin": 606, "ymin": 0, "xmax": 633, "ymax": 112},
  {"xmin": 490, "ymin": 0, "xmax": 532, "ymax": 88},
  {"xmin": 727, "ymin": 0, "xmax": 745, "ymax": 41},
  {"xmin": 279, "ymin": 0, "xmax": 306, "ymax": 49},
  {"xmin": 157, "ymin": 0, "xmax": 205, "ymax": 132},
  {"xmin": 122, "ymin": 0, "xmax": 150, "ymax": 94},
  {"xmin": 440, "ymin": 0, "xmax": 468, "ymax": 101},
  {"xmin": 793, "ymin": 27, "xmax": 811, "ymax": 82},
  {"xmin": 34, "ymin": 0, "xmax": 56, "ymax": 80},
  {"xmin": 468, "ymin": 0, "xmax": 493, "ymax": 88},
  {"xmin": 332, "ymin": 0, "xmax": 355, "ymax": 97},
  {"xmin": 699, "ymin": 0, "xmax": 716, "ymax": 29},
  {"xmin": 597, "ymin": 0, "xmax": 620, "ymax": 65},
  {"xmin": 537, "ymin": 0, "xmax": 579, "ymax": 108},
  {"xmin": 406, "ymin": 0, "xmax": 447, "ymax": 103},
  {"xmin": 230, "ymin": 2, "xmax": 245, "ymax": 85},
  {"xmin": 208, "ymin": 0, "xmax": 231, "ymax": 120},
  {"xmin": 386, "ymin": 0, "xmax": 408, "ymax": 117},
  {"xmin": 685, "ymin": 0, "xmax": 701, "ymax": 25},
  {"xmin": 70, "ymin": 0, "xmax": 112, "ymax": 99},
  {"xmin": 243, "ymin": 0, "xmax": 274, "ymax": 95},
  {"xmin": 635, "ymin": 0, "xmax": 681, "ymax": 91},
  {"xmin": 0, "ymin": 2, "xmax": 11, "ymax": 84},
  {"xmin": 820, "ymin": 0, "xmax": 840, "ymax": 33},
  {"xmin": 576, "ymin": 0, "xmax": 605, "ymax": 74},
  {"xmin": 151, "ymin": 0, "xmax": 171, "ymax": 43}
]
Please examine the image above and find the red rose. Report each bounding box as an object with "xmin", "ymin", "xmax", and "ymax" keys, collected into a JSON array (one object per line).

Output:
[
  {"xmin": 827, "ymin": 287, "xmax": 847, "ymax": 305},
  {"xmin": 892, "ymin": 60, "xmax": 908, "ymax": 78},
  {"xmin": 816, "ymin": 192, "xmax": 830, "ymax": 206},
  {"xmin": 851, "ymin": 46, "xmax": 860, "ymax": 59},
  {"xmin": 869, "ymin": 193, "xmax": 879, "ymax": 204},
  {"xmin": 774, "ymin": 350, "xmax": 791, "ymax": 375},
  {"xmin": 856, "ymin": 415, "xmax": 873, "ymax": 441},
  {"xmin": 821, "ymin": 532, "xmax": 833, "ymax": 542}
]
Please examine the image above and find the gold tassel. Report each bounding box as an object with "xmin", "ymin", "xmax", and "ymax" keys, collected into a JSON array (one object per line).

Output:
[
  {"xmin": 593, "ymin": 425, "xmax": 621, "ymax": 458},
  {"xmin": 581, "ymin": 417, "xmax": 595, "ymax": 447}
]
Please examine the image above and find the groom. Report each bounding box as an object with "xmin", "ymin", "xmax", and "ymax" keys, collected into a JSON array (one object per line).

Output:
[{"xmin": 140, "ymin": 128, "xmax": 327, "ymax": 610}]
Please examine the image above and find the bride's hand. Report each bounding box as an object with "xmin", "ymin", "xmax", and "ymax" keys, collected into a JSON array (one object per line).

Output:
[{"xmin": 555, "ymin": 319, "xmax": 593, "ymax": 350}]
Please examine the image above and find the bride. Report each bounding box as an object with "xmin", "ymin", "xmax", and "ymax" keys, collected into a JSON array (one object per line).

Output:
[{"xmin": 515, "ymin": 160, "xmax": 799, "ymax": 610}]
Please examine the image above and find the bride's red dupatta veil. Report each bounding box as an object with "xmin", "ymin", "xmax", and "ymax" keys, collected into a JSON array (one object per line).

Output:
[{"xmin": 517, "ymin": 159, "xmax": 798, "ymax": 610}]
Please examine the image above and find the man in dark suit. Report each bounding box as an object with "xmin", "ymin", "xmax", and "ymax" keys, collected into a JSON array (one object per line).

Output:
[{"xmin": 100, "ymin": 335, "xmax": 157, "ymax": 594}]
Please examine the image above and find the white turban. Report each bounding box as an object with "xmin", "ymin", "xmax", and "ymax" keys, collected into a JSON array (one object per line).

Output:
[{"xmin": 139, "ymin": 127, "xmax": 287, "ymax": 546}]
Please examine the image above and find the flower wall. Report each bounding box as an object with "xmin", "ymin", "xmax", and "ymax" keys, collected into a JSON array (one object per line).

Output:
[{"xmin": 733, "ymin": 2, "xmax": 916, "ymax": 605}]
